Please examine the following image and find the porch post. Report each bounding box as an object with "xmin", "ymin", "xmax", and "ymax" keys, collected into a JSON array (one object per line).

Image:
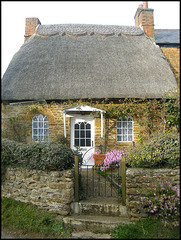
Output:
[
  {"xmin": 74, "ymin": 155, "xmax": 79, "ymax": 202},
  {"xmin": 63, "ymin": 112, "xmax": 66, "ymax": 138},
  {"xmin": 101, "ymin": 111, "xmax": 103, "ymax": 138}
]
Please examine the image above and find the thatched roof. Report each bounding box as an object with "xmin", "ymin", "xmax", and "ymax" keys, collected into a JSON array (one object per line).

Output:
[{"xmin": 2, "ymin": 24, "xmax": 177, "ymax": 101}]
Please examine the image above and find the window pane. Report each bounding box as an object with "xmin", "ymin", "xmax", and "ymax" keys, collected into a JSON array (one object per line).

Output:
[
  {"xmin": 128, "ymin": 129, "xmax": 132, "ymax": 134},
  {"xmin": 75, "ymin": 123, "xmax": 79, "ymax": 129},
  {"xmin": 123, "ymin": 122, "xmax": 127, "ymax": 129},
  {"xmin": 86, "ymin": 139, "xmax": 91, "ymax": 147},
  {"xmin": 123, "ymin": 135, "xmax": 127, "ymax": 141},
  {"xmin": 39, "ymin": 129, "xmax": 43, "ymax": 135},
  {"xmin": 86, "ymin": 123, "xmax": 91, "ymax": 129},
  {"xmin": 75, "ymin": 130, "xmax": 79, "ymax": 138},
  {"xmin": 128, "ymin": 135, "xmax": 133, "ymax": 141},
  {"xmin": 44, "ymin": 129, "xmax": 49, "ymax": 135},
  {"xmin": 44, "ymin": 122, "xmax": 48, "ymax": 128},
  {"xmin": 86, "ymin": 130, "xmax": 91, "ymax": 138},
  {"xmin": 33, "ymin": 129, "xmax": 38, "ymax": 135},
  {"xmin": 117, "ymin": 136, "xmax": 122, "ymax": 141},
  {"xmin": 39, "ymin": 115, "xmax": 44, "ymax": 121},
  {"xmin": 39, "ymin": 122, "xmax": 43, "ymax": 128},
  {"xmin": 80, "ymin": 139, "xmax": 85, "ymax": 146},
  {"xmin": 128, "ymin": 122, "xmax": 132, "ymax": 128},
  {"xmin": 123, "ymin": 129, "xmax": 127, "ymax": 134},
  {"xmin": 80, "ymin": 122, "xmax": 85, "ymax": 129},
  {"xmin": 75, "ymin": 139, "xmax": 79, "ymax": 146},
  {"xmin": 80, "ymin": 130, "xmax": 85, "ymax": 138},
  {"xmin": 117, "ymin": 121, "xmax": 121, "ymax": 128},
  {"xmin": 33, "ymin": 122, "xmax": 38, "ymax": 128},
  {"xmin": 117, "ymin": 129, "xmax": 122, "ymax": 134}
]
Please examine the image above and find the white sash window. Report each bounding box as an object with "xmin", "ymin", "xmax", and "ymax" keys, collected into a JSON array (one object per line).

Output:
[{"xmin": 117, "ymin": 117, "xmax": 133, "ymax": 142}]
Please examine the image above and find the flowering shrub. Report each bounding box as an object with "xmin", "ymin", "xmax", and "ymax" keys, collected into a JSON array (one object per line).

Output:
[
  {"xmin": 141, "ymin": 178, "xmax": 180, "ymax": 228},
  {"xmin": 125, "ymin": 132, "xmax": 180, "ymax": 168},
  {"xmin": 100, "ymin": 150, "xmax": 125, "ymax": 171},
  {"xmin": 88, "ymin": 149, "xmax": 125, "ymax": 171}
]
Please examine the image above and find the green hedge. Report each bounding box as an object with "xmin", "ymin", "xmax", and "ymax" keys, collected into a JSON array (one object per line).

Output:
[
  {"xmin": 1, "ymin": 139, "xmax": 75, "ymax": 171},
  {"xmin": 125, "ymin": 132, "xmax": 180, "ymax": 168}
]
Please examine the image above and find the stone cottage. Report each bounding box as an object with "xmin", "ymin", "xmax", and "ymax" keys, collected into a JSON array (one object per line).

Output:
[{"xmin": 1, "ymin": 1, "xmax": 178, "ymax": 165}]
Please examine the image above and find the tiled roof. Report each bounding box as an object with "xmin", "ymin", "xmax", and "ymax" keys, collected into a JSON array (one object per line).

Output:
[{"xmin": 155, "ymin": 29, "xmax": 180, "ymax": 44}]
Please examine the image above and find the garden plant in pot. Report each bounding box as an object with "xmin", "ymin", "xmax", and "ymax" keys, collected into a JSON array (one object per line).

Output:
[{"xmin": 93, "ymin": 145, "xmax": 106, "ymax": 165}]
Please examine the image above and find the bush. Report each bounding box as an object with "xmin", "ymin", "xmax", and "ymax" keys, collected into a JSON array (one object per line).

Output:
[
  {"xmin": 124, "ymin": 133, "xmax": 180, "ymax": 168},
  {"xmin": 53, "ymin": 134, "xmax": 69, "ymax": 146},
  {"xmin": 1, "ymin": 139, "xmax": 75, "ymax": 171}
]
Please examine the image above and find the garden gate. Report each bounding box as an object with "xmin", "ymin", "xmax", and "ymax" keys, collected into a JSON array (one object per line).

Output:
[{"xmin": 74, "ymin": 155, "xmax": 126, "ymax": 205}]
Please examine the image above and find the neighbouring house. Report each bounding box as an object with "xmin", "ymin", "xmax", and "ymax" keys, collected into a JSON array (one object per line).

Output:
[{"xmin": 1, "ymin": 1, "xmax": 179, "ymax": 165}]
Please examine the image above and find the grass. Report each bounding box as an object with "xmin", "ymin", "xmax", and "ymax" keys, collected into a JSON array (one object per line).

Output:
[
  {"xmin": 111, "ymin": 217, "xmax": 180, "ymax": 239},
  {"xmin": 1, "ymin": 197, "xmax": 180, "ymax": 239},
  {"xmin": 1, "ymin": 197, "xmax": 73, "ymax": 238}
]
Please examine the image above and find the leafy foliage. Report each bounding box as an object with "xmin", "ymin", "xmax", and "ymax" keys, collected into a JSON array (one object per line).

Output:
[
  {"xmin": 1, "ymin": 139, "xmax": 74, "ymax": 171},
  {"xmin": 124, "ymin": 132, "xmax": 180, "ymax": 168},
  {"xmin": 2, "ymin": 114, "xmax": 30, "ymax": 143},
  {"xmin": 53, "ymin": 134, "xmax": 70, "ymax": 146}
]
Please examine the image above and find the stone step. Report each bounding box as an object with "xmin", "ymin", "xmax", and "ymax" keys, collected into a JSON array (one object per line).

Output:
[
  {"xmin": 70, "ymin": 197, "xmax": 128, "ymax": 217},
  {"xmin": 63, "ymin": 214, "xmax": 133, "ymax": 231}
]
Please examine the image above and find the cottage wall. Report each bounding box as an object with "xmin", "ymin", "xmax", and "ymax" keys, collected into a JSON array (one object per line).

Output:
[
  {"xmin": 126, "ymin": 167, "xmax": 180, "ymax": 220},
  {"xmin": 160, "ymin": 46, "xmax": 180, "ymax": 84},
  {"xmin": 2, "ymin": 102, "xmax": 142, "ymax": 152},
  {"xmin": 1, "ymin": 167, "xmax": 74, "ymax": 215}
]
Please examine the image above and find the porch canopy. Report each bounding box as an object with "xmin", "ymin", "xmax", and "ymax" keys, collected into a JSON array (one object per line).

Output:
[{"xmin": 60, "ymin": 105, "xmax": 106, "ymax": 138}]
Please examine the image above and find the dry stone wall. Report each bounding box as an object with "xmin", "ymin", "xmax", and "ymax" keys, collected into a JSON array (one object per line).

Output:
[
  {"xmin": 126, "ymin": 167, "xmax": 180, "ymax": 220},
  {"xmin": 1, "ymin": 167, "xmax": 74, "ymax": 215}
]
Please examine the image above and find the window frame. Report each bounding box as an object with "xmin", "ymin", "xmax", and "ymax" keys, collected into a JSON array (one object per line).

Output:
[
  {"xmin": 32, "ymin": 114, "xmax": 49, "ymax": 142},
  {"xmin": 117, "ymin": 117, "xmax": 133, "ymax": 142}
]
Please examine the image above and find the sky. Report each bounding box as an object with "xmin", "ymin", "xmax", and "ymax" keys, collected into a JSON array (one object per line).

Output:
[{"xmin": 1, "ymin": 1, "xmax": 180, "ymax": 77}]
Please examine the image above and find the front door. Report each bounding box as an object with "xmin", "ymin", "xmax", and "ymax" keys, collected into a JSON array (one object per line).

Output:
[{"xmin": 71, "ymin": 115, "xmax": 95, "ymax": 166}]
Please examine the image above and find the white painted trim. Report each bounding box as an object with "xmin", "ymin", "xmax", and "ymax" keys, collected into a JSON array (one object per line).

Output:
[
  {"xmin": 63, "ymin": 112, "xmax": 66, "ymax": 138},
  {"xmin": 60, "ymin": 105, "xmax": 106, "ymax": 113},
  {"xmin": 101, "ymin": 111, "xmax": 103, "ymax": 138}
]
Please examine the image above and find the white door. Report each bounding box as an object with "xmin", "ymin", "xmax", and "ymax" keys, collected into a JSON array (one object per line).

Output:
[{"xmin": 71, "ymin": 115, "xmax": 95, "ymax": 166}]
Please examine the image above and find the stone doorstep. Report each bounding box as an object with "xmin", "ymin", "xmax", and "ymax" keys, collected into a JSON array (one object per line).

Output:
[
  {"xmin": 70, "ymin": 197, "xmax": 128, "ymax": 217},
  {"xmin": 71, "ymin": 201, "xmax": 128, "ymax": 217},
  {"xmin": 63, "ymin": 214, "xmax": 133, "ymax": 231}
]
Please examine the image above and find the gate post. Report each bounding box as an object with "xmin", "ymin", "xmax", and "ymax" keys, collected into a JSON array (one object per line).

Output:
[
  {"xmin": 74, "ymin": 155, "xmax": 79, "ymax": 202},
  {"xmin": 120, "ymin": 158, "xmax": 126, "ymax": 206}
]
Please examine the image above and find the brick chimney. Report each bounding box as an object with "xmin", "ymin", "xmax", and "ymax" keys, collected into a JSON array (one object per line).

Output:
[
  {"xmin": 24, "ymin": 18, "xmax": 41, "ymax": 42},
  {"xmin": 134, "ymin": 1, "xmax": 154, "ymax": 40}
]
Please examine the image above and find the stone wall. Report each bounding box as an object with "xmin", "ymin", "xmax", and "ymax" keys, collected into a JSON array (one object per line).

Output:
[
  {"xmin": 1, "ymin": 167, "xmax": 74, "ymax": 215},
  {"xmin": 126, "ymin": 167, "xmax": 180, "ymax": 220}
]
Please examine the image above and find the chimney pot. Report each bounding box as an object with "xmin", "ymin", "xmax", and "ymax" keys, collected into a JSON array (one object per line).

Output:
[{"xmin": 138, "ymin": 4, "xmax": 143, "ymax": 8}]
